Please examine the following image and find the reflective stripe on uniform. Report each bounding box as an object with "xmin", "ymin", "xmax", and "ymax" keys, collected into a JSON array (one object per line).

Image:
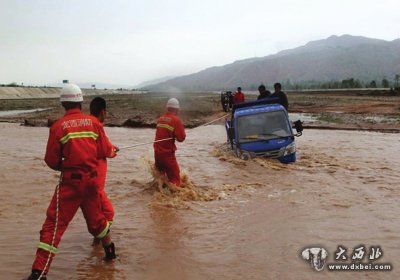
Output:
[
  {"xmin": 156, "ymin": 123, "xmax": 174, "ymax": 131},
  {"xmin": 96, "ymin": 221, "xmax": 110, "ymax": 239},
  {"xmin": 60, "ymin": 131, "xmax": 98, "ymax": 144},
  {"xmin": 38, "ymin": 242, "xmax": 58, "ymax": 254}
]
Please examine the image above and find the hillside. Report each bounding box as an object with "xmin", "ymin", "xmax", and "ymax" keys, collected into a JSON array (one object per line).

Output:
[{"xmin": 147, "ymin": 35, "xmax": 400, "ymax": 91}]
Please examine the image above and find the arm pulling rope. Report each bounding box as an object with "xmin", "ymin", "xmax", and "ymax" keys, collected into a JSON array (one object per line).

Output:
[{"xmin": 118, "ymin": 113, "xmax": 230, "ymax": 151}]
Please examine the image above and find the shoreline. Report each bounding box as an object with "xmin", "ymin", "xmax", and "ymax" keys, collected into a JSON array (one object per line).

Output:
[
  {"xmin": 1, "ymin": 89, "xmax": 399, "ymax": 132},
  {"xmin": 2, "ymin": 117, "xmax": 399, "ymax": 134}
]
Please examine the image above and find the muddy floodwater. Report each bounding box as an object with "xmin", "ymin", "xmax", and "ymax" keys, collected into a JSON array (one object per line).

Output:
[{"xmin": 0, "ymin": 122, "xmax": 399, "ymax": 280}]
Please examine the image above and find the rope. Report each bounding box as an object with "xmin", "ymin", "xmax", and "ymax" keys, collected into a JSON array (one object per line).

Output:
[
  {"xmin": 119, "ymin": 137, "xmax": 173, "ymax": 150},
  {"xmin": 118, "ymin": 113, "xmax": 229, "ymax": 151},
  {"xmin": 33, "ymin": 114, "xmax": 229, "ymax": 277},
  {"xmin": 39, "ymin": 174, "xmax": 61, "ymax": 279},
  {"xmin": 196, "ymin": 113, "xmax": 229, "ymax": 127}
]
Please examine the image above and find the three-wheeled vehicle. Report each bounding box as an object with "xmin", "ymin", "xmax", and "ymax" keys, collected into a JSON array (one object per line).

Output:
[
  {"xmin": 225, "ymin": 98, "xmax": 303, "ymax": 163},
  {"xmin": 220, "ymin": 91, "xmax": 233, "ymax": 112}
]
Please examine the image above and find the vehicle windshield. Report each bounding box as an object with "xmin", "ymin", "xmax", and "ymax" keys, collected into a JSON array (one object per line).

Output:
[{"xmin": 237, "ymin": 110, "xmax": 292, "ymax": 143}]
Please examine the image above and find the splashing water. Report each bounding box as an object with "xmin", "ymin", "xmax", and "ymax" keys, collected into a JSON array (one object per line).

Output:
[{"xmin": 140, "ymin": 156, "xmax": 223, "ymax": 209}]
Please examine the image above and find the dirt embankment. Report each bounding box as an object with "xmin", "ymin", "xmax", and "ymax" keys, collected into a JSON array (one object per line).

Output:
[
  {"xmin": 0, "ymin": 87, "xmax": 60, "ymax": 99},
  {"xmin": 288, "ymin": 89, "xmax": 400, "ymax": 132},
  {"xmin": 0, "ymin": 86, "xmax": 140, "ymax": 99},
  {"xmin": 0, "ymin": 89, "xmax": 224, "ymax": 128},
  {"xmin": 0, "ymin": 88, "xmax": 399, "ymax": 132}
]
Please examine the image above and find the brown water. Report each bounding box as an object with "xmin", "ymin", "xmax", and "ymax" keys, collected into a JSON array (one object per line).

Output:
[{"xmin": 0, "ymin": 122, "xmax": 399, "ymax": 280}]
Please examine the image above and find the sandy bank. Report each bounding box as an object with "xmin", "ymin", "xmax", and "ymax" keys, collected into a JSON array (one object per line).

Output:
[{"xmin": 0, "ymin": 86, "xmax": 142, "ymax": 99}]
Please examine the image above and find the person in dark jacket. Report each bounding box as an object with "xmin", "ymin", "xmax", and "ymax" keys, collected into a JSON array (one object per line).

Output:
[
  {"xmin": 257, "ymin": 84, "xmax": 271, "ymax": 100},
  {"xmin": 270, "ymin": 82, "xmax": 289, "ymax": 110}
]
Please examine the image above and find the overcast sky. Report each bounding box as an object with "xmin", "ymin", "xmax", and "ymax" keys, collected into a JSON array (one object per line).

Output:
[{"xmin": 1, "ymin": 0, "xmax": 399, "ymax": 87}]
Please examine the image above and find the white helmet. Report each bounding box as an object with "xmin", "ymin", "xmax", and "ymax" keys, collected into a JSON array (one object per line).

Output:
[
  {"xmin": 166, "ymin": 98, "xmax": 180, "ymax": 109},
  {"xmin": 60, "ymin": 84, "xmax": 83, "ymax": 102}
]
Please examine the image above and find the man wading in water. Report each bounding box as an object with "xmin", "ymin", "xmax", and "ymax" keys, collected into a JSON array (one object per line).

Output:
[
  {"xmin": 153, "ymin": 98, "xmax": 186, "ymax": 191},
  {"xmin": 90, "ymin": 97, "xmax": 119, "ymax": 245},
  {"xmin": 25, "ymin": 84, "xmax": 117, "ymax": 280}
]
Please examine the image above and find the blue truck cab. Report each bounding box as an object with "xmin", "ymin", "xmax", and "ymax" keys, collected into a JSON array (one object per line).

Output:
[{"xmin": 225, "ymin": 98, "xmax": 303, "ymax": 163}]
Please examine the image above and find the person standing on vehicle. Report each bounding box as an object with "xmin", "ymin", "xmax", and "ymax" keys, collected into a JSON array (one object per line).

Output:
[
  {"xmin": 270, "ymin": 82, "xmax": 289, "ymax": 110},
  {"xmin": 257, "ymin": 84, "xmax": 271, "ymax": 100},
  {"xmin": 153, "ymin": 98, "xmax": 186, "ymax": 189},
  {"xmin": 90, "ymin": 97, "xmax": 118, "ymax": 243},
  {"xmin": 234, "ymin": 87, "xmax": 245, "ymax": 104},
  {"xmin": 26, "ymin": 84, "xmax": 116, "ymax": 280}
]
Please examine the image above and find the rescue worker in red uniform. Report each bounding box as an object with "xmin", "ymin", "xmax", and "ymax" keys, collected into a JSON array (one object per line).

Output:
[
  {"xmin": 26, "ymin": 84, "xmax": 117, "ymax": 280},
  {"xmin": 234, "ymin": 87, "xmax": 245, "ymax": 104},
  {"xmin": 153, "ymin": 98, "xmax": 186, "ymax": 188},
  {"xmin": 90, "ymin": 97, "xmax": 118, "ymax": 233}
]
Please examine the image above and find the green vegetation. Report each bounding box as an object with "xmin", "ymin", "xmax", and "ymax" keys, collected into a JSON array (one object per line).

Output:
[
  {"xmin": 0, "ymin": 82, "xmax": 20, "ymax": 87},
  {"xmin": 214, "ymin": 75, "xmax": 400, "ymax": 91},
  {"xmin": 276, "ymin": 74, "xmax": 400, "ymax": 91}
]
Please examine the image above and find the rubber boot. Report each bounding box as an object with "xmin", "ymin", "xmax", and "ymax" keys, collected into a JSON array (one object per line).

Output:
[
  {"xmin": 103, "ymin": 242, "xmax": 116, "ymax": 261},
  {"xmin": 25, "ymin": 269, "xmax": 46, "ymax": 280}
]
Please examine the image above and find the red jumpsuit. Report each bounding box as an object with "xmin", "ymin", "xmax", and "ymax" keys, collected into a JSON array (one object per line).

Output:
[
  {"xmin": 98, "ymin": 131, "xmax": 116, "ymax": 223},
  {"xmin": 32, "ymin": 108, "xmax": 113, "ymax": 275},
  {"xmin": 234, "ymin": 91, "xmax": 245, "ymax": 104},
  {"xmin": 153, "ymin": 111, "xmax": 186, "ymax": 187}
]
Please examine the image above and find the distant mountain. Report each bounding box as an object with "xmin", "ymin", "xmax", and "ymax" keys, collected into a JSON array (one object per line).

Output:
[
  {"xmin": 47, "ymin": 82, "xmax": 134, "ymax": 90},
  {"xmin": 47, "ymin": 77, "xmax": 176, "ymax": 90},
  {"xmin": 148, "ymin": 35, "xmax": 400, "ymax": 91},
  {"xmin": 135, "ymin": 76, "xmax": 176, "ymax": 89}
]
